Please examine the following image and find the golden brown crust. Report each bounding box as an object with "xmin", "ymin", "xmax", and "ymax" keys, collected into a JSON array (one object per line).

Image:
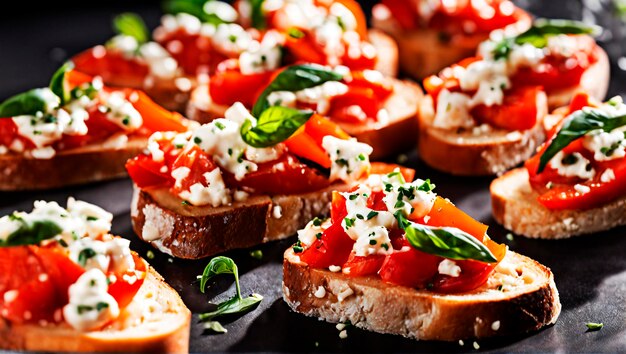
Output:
[
  {"xmin": 546, "ymin": 46, "xmax": 610, "ymax": 110},
  {"xmin": 0, "ymin": 267, "xmax": 191, "ymax": 353},
  {"xmin": 0, "ymin": 137, "xmax": 148, "ymax": 191},
  {"xmin": 372, "ymin": 8, "xmax": 532, "ymax": 79},
  {"xmin": 187, "ymin": 78, "xmax": 422, "ymax": 160},
  {"xmin": 131, "ymin": 182, "xmax": 355, "ymax": 259},
  {"xmin": 283, "ymin": 248, "xmax": 560, "ymax": 341},
  {"xmin": 491, "ymin": 168, "xmax": 626, "ymax": 239},
  {"xmin": 417, "ymin": 94, "xmax": 547, "ymax": 176}
]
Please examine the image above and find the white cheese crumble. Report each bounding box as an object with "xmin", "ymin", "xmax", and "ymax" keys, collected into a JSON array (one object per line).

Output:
[
  {"xmin": 549, "ymin": 151, "xmax": 595, "ymax": 180},
  {"xmin": 329, "ymin": 265, "xmax": 341, "ymax": 272},
  {"xmin": 314, "ymin": 286, "xmax": 326, "ymax": 298},
  {"xmin": 322, "ymin": 136, "xmax": 372, "ymax": 183},
  {"xmin": 211, "ymin": 23, "xmax": 253, "ymax": 55},
  {"xmin": 600, "ymin": 168, "xmax": 615, "ymax": 183},
  {"xmin": 438, "ymin": 259, "xmax": 461, "ymax": 277},
  {"xmin": 574, "ymin": 184, "xmax": 591, "ymax": 194},
  {"xmin": 239, "ymin": 30, "xmax": 283, "ymax": 75},
  {"xmin": 491, "ymin": 320, "xmax": 501, "ymax": 331},
  {"xmin": 100, "ymin": 91, "xmax": 143, "ymax": 130},
  {"xmin": 63, "ymin": 269, "xmax": 120, "ymax": 331},
  {"xmin": 297, "ymin": 218, "xmax": 328, "ymax": 245}
]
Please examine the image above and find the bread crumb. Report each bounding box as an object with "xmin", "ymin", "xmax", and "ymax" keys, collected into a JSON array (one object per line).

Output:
[
  {"xmin": 314, "ymin": 286, "xmax": 326, "ymax": 298},
  {"xmin": 339, "ymin": 329, "xmax": 348, "ymax": 339},
  {"xmin": 272, "ymin": 205, "xmax": 282, "ymax": 219},
  {"xmin": 337, "ymin": 288, "xmax": 354, "ymax": 302},
  {"xmin": 329, "ymin": 265, "xmax": 341, "ymax": 272},
  {"xmin": 473, "ymin": 341, "xmax": 480, "ymax": 350},
  {"xmin": 459, "ymin": 340, "xmax": 464, "ymax": 346},
  {"xmin": 336, "ymin": 323, "xmax": 346, "ymax": 330},
  {"xmin": 492, "ymin": 320, "xmax": 501, "ymax": 331}
]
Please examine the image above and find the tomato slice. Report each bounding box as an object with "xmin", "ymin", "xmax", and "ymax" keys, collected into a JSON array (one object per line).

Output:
[
  {"xmin": 342, "ymin": 254, "xmax": 385, "ymax": 276},
  {"xmin": 470, "ymin": 86, "xmax": 542, "ymax": 131},
  {"xmin": 169, "ymin": 145, "xmax": 218, "ymax": 195},
  {"xmin": 299, "ymin": 222, "xmax": 354, "ymax": 269},
  {"xmin": 209, "ymin": 65, "xmax": 275, "ymax": 107},
  {"xmin": 330, "ymin": 191, "xmax": 348, "ymax": 224},
  {"xmin": 108, "ymin": 253, "xmax": 147, "ymax": 309},
  {"xmin": 420, "ymin": 197, "xmax": 488, "ymax": 241},
  {"xmin": 283, "ymin": 35, "xmax": 327, "ymax": 66},
  {"xmin": 126, "ymin": 154, "xmax": 172, "ymax": 189},
  {"xmin": 227, "ymin": 154, "xmax": 331, "ymax": 195},
  {"xmin": 329, "ymin": 86, "xmax": 379, "ymax": 123},
  {"xmin": 430, "ymin": 259, "xmax": 495, "ymax": 293},
  {"xmin": 72, "ymin": 49, "xmax": 148, "ymax": 88},
  {"xmin": 378, "ymin": 248, "xmax": 441, "ymax": 288}
]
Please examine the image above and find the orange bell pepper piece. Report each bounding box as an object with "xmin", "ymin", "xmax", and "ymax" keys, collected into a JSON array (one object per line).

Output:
[
  {"xmin": 304, "ymin": 114, "xmax": 350, "ymax": 145},
  {"xmin": 421, "ymin": 196, "xmax": 489, "ymax": 241},
  {"xmin": 285, "ymin": 126, "xmax": 332, "ymax": 168},
  {"xmin": 126, "ymin": 90, "xmax": 187, "ymax": 133}
]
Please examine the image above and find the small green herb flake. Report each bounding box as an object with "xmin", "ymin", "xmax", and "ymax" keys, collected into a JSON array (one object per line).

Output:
[
  {"xmin": 586, "ymin": 322, "xmax": 603, "ymax": 331},
  {"xmin": 506, "ymin": 233, "xmax": 514, "ymax": 241},
  {"xmin": 146, "ymin": 250, "xmax": 155, "ymax": 260},
  {"xmin": 249, "ymin": 250, "xmax": 263, "ymax": 260},
  {"xmin": 86, "ymin": 216, "xmax": 98, "ymax": 221},
  {"xmin": 312, "ymin": 217, "xmax": 322, "ymax": 227},
  {"xmin": 204, "ymin": 320, "xmax": 228, "ymax": 333},
  {"xmin": 181, "ymin": 200, "xmax": 190, "ymax": 206},
  {"xmin": 366, "ymin": 211, "xmax": 379, "ymax": 220}
]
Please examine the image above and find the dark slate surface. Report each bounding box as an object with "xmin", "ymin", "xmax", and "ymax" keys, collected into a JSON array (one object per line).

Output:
[{"xmin": 0, "ymin": 1, "xmax": 625, "ymax": 352}]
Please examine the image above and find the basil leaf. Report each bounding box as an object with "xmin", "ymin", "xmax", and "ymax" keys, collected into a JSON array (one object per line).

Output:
[
  {"xmin": 396, "ymin": 212, "xmax": 497, "ymax": 263},
  {"xmin": 113, "ymin": 12, "xmax": 149, "ymax": 44},
  {"xmin": 49, "ymin": 61, "xmax": 74, "ymax": 106},
  {"xmin": 199, "ymin": 256, "xmax": 240, "ymax": 296},
  {"xmin": 0, "ymin": 88, "xmax": 59, "ymax": 118},
  {"xmin": 203, "ymin": 320, "xmax": 228, "ymax": 333},
  {"xmin": 537, "ymin": 109, "xmax": 626, "ymax": 173},
  {"xmin": 493, "ymin": 19, "xmax": 598, "ymax": 60},
  {"xmin": 252, "ymin": 64, "xmax": 343, "ymax": 117},
  {"xmin": 250, "ymin": 0, "xmax": 266, "ymax": 29},
  {"xmin": 0, "ymin": 218, "xmax": 63, "ymax": 247},
  {"xmin": 164, "ymin": 0, "xmax": 233, "ymax": 25},
  {"xmin": 241, "ymin": 106, "xmax": 313, "ymax": 148},
  {"xmin": 198, "ymin": 293, "xmax": 263, "ymax": 321}
]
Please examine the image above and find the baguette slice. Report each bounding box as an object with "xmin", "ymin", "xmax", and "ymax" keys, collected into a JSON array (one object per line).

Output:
[
  {"xmin": 131, "ymin": 182, "xmax": 356, "ymax": 259},
  {"xmin": 417, "ymin": 93, "xmax": 548, "ymax": 176},
  {"xmin": 283, "ymin": 248, "xmax": 560, "ymax": 341},
  {"xmin": 0, "ymin": 266, "xmax": 191, "ymax": 353},
  {"xmin": 546, "ymin": 46, "xmax": 610, "ymax": 110},
  {"xmin": 0, "ymin": 136, "xmax": 147, "ymax": 191},
  {"xmin": 491, "ymin": 168, "xmax": 626, "ymax": 239},
  {"xmin": 372, "ymin": 7, "xmax": 531, "ymax": 79},
  {"xmin": 187, "ymin": 79, "xmax": 422, "ymax": 160}
]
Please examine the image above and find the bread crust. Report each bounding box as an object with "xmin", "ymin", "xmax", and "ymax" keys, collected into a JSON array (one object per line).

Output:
[
  {"xmin": 417, "ymin": 94, "xmax": 547, "ymax": 176},
  {"xmin": 546, "ymin": 45, "xmax": 610, "ymax": 110},
  {"xmin": 372, "ymin": 9, "xmax": 532, "ymax": 79},
  {"xmin": 368, "ymin": 29, "xmax": 399, "ymax": 78},
  {"xmin": 283, "ymin": 248, "xmax": 560, "ymax": 341},
  {"xmin": 491, "ymin": 168, "xmax": 626, "ymax": 239},
  {"xmin": 131, "ymin": 182, "xmax": 356, "ymax": 259},
  {"xmin": 187, "ymin": 78, "xmax": 422, "ymax": 160},
  {"xmin": 0, "ymin": 136, "xmax": 148, "ymax": 191},
  {"xmin": 0, "ymin": 267, "xmax": 191, "ymax": 352}
]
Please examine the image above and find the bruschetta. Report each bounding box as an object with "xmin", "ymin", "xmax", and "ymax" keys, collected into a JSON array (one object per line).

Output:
[
  {"xmin": 128, "ymin": 92, "xmax": 407, "ymax": 259},
  {"xmin": 418, "ymin": 19, "xmax": 606, "ymax": 175},
  {"xmin": 74, "ymin": 1, "xmax": 398, "ymax": 113},
  {"xmin": 0, "ymin": 199, "xmax": 191, "ymax": 352},
  {"xmin": 283, "ymin": 170, "xmax": 561, "ymax": 341},
  {"xmin": 372, "ymin": 0, "xmax": 531, "ymax": 79},
  {"xmin": 188, "ymin": 64, "xmax": 422, "ymax": 159},
  {"xmin": 0, "ymin": 63, "xmax": 191, "ymax": 190},
  {"xmin": 491, "ymin": 93, "xmax": 626, "ymax": 239}
]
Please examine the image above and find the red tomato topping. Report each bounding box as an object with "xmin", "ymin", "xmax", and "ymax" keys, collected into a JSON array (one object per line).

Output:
[
  {"xmin": 470, "ymin": 86, "xmax": 543, "ymax": 131},
  {"xmin": 299, "ymin": 222, "xmax": 354, "ymax": 269},
  {"xmin": 379, "ymin": 248, "xmax": 441, "ymax": 288},
  {"xmin": 209, "ymin": 61, "xmax": 275, "ymax": 107}
]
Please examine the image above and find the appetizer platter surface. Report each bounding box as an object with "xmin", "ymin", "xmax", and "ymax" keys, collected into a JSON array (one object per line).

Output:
[{"xmin": 0, "ymin": 0, "xmax": 625, "ymax": 352}]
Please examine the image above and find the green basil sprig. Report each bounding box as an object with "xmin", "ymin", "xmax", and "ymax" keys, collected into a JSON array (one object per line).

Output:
[
  {"xmin": 113, "ymin": 12, "xmax": 150, "ymax": 44},
  {"xmin": 252, "ymin": 64, "xmax": 343, "ymax": 117},
  {"xmin": 49, "ymin": 61, "xmax": 74, "ymax": 106},
  {"xmin": 493, "ymin": 19, "xmax": 599, "ymax": 60},
  {"xmin": 395, "ymin": 212, "xmax": 497, "ymax": 263},
  {"xmin": 241, "ymin": 106, "xmax": 313, "ymax": 148},
  {"xmin": 198, "ymin": 256, "xmax": 263, "ymax": 333},
  {"xmin": 537, "ymin": 109, "xmax": 626, "ymax": 173},
  {"xmin": 163, "ymin": 0, "xmax": 235, "ymax": 25},
  {"xmin": 0, "ymin": 216, "xmax": 62, "ymax": 247},
  {"xmin": 0, "ymin": 88, "xmax": 59, "ymax": 118},
  {"xmin": 249, "ymin": 0, "xmax": 267, "ymax": 29}
]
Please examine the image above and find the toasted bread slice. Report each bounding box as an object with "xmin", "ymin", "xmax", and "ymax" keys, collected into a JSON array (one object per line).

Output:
[
  {"xmin": 0, "ymin": 136, "xmax": 148, "ymax": 191},
  {"xmin": 491, "ymin": 168, "xmax": 626, "ymax": 239},
  {"xmin": 417, "ymin": 93, "xmax": 548, "ymax": 176},
  {"xmin": 368, "ymin": 29, "xmax": 399, "ymax": 78},
  {"xmin": 0, "ymin": 266, "xmax": 191, "ymax": 353},
  {"xmin": 372, "ymin": 8, "xmax": 531, "ymax": 79},
  {"xmin": 546, "ymin": 46, "xmax": 610, "ymax": 110},
  {"xmin": 283, "ymin": 248, "xmax": 560, "ymax": 341},
  {"xmin": 187, "ymin": 79, "xmax": 422, "ymax": 160},
  {"xmin": 131, "ymin": 182, "xmax": 356, "ymax": 259}
]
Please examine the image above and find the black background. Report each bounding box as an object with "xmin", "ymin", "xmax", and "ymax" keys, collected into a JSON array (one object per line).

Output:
[{"xmin": 1, "ymin": 1, "xmax": 626, "ymax": 352}]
